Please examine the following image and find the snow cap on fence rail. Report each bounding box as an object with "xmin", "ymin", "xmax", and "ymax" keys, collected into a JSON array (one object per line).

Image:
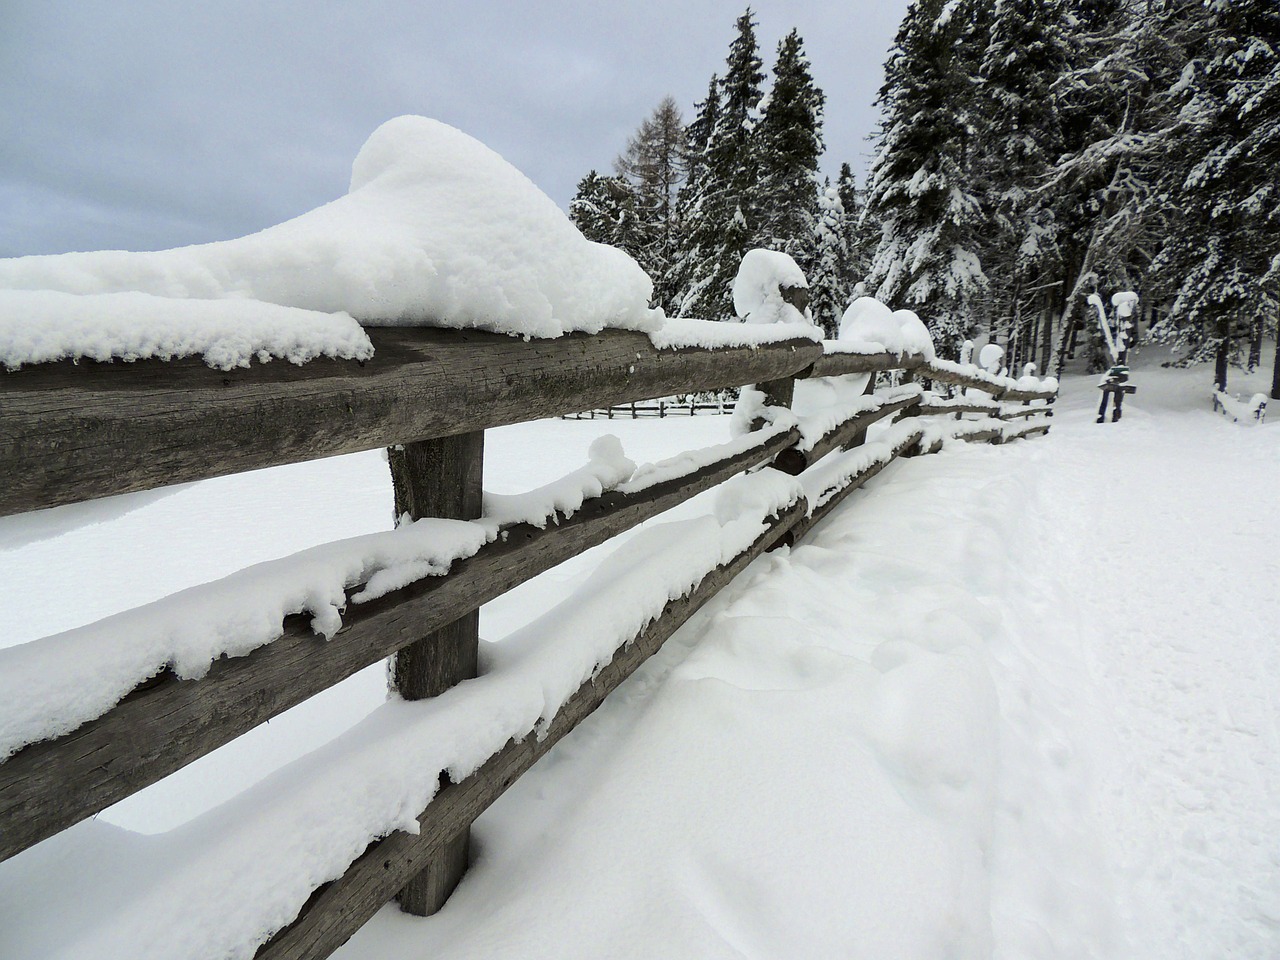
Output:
[
  {"xmin": 0, "ymin": 116, "xmax": 661, "ymax": 370},
  {"xmin": 732, "ymin": 249, "xmax": 815, "ymax": 327},
  {"xmin": 836, "ymin": 296, "xmax": 936, "ymax": 361}
]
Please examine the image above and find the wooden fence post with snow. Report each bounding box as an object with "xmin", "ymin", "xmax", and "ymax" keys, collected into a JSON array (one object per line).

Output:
[{"xmin": 387, "ymin": 430, "xmax": 485, "ymax": 914}]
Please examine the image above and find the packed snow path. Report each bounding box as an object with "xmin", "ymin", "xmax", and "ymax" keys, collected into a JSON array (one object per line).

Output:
[
  {"xmin": 1028, "ymin": 367, "xmax": 1280, "ymax": 958},
  {"xmin": 0, "ymin": 361, "xmax": 1275, "ymax": 959}
]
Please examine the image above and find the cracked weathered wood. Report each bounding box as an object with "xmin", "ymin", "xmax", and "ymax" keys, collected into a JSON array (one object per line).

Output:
[
  {"xmin": 253, "ymin": 498, "xmax": 807, "ymax": 960},
  {"xmin": 0, "ymin": 424, "xmax": 801, "ymax": 864},
  {"xmin": 0, "ymin": 327, "xmax": 822, "ymax": 518}
]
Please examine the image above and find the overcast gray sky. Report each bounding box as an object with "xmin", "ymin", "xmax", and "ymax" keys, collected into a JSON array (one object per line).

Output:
[{"xmin": 0, "ymin": 1, "xmax": 908, "ymax": 258}]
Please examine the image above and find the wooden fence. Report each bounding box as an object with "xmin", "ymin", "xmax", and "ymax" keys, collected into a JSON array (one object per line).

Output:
[{"xmin": 0, "ymin": 325, "xmax": 1055, "ymax": 959}]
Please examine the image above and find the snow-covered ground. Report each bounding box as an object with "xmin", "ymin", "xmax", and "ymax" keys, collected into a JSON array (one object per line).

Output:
[{"xmin": 0, "ymin": 349, "xmax": 1276, "ymax": 959}]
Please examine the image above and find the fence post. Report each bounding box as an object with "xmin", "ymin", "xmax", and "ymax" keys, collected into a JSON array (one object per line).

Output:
[{"xmin": 387, "ymin": 431, "xmax": 484, "ymax": 916}]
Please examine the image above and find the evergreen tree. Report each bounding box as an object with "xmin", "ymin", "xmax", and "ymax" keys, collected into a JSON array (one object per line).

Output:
[
  {"xmin": 974, "ymin": 0, "xmax": 1072, "ymax": 369},
  {"xmin": 1151, "ymin": 0, "xmax": 1280, "ymax": 391},
  {"xmin": 1041, "ymin": 0, "xmax": 1191, "ymax": 372},
  {"xmin": 865, "ymin": 0, "xmax": 991, "ymax": 360},
  {"xmin": 676, "ymin": 9, "xmax": 766, "ymax": 321},
  {"xmin": 809, "ymin": 181, "xmax": 850, "ymax": 338},
  {"xmin": 756, "ymin": 29, "xmax": 826, "ymax": 270},
  {"xmin": 836, "ymin": 162, "xmax": 873, "ymax": 290},
  {"xmin": 666, "ymin": 76, "xmax": 720, "ymax": 315},
  {"xmin": 568, "ymin": 171, "xmax": 643, "ymax": 254}
]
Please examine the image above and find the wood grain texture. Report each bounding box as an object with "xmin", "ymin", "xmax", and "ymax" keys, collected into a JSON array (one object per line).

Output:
[
  {"xmin": 805, "ymin": 351, "xmax": 923, "ymax": 379},
  {"xmin": 914, "ymin": 402, "xmax": 1003, "ymax": 417},
  {"xmin": 0, "ymin": 327, "xmax": 822, "ymax": 517},
  {"xmin": 1001, "ymin": 423, "xmax": 1052, "ymax": 442},
  {"xmin": 0, "ymin": 425, "xmax": 801, "ymax": 864},
  {"xmin": 999, "ymin": 406, "xmax": 1055, "ymax": 420},
  {"xmin": 253, "ymin": 497, "xmax": 807, "ymax": 960}
]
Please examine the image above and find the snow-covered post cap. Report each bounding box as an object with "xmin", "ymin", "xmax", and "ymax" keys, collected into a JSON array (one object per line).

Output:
[
  {"xmin": 978, "ymin": 343, "xmax": 1004, "ymax": 374},
  {"xmin": 1111, "ymin": 291, "xmax": 1139, "ymax": 318},
  {"xmin": 732, "ymin": 249, "xmax": 813, "ymax": 326}
]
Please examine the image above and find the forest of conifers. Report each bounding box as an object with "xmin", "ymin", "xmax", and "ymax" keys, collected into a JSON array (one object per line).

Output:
[{"xmin": 568, "ymin": 2, "xmax": 1279, "ymax": 394}]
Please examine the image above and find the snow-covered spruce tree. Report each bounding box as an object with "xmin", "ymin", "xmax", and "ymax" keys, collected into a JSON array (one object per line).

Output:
[
  {"xmin": 614, "ymin": 96, "xmax": 688, "ymax": 314},
  {"xmin": 836, "ymin": 162, "xmax": 874, "ymax": 291},
  {"xmin": 1043, "ymin": 0, "xmax": 1197, "ymax": 373},
  {"xmin": 809, "ymin": 181, "xmax": 850, "ymax": 338},
  {"xmin": 675, "ymin": 9, "xmax": 766, "ymax": 322},
  {"xmin": 865, "ymin": 0, "xmax": 991, "ymax": 360},
  {"xmin": 973, "ymin": 0, "xmax": 1072, "ymax": 372},
  {"xmin": 568, "ymin": 170, "xmax": 645, "ymax": 254},
  {"xmin": 667, "ymin": 75, "xmax": 721, "ymax": 316},
  {"xmin": 1150, "ymin": 0, "xmax": 1280, "ymax": 393},
  {"xmin": 756, "ymin": 29, "xmax": 826, "ymax": 271}
]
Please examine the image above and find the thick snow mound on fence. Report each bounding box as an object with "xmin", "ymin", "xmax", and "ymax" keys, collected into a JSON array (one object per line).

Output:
[
  {"xmin": 836, "ymin": 296, "xmax": 935, "ymax": 360},
  {"xmin": 0, "ymin": 116, "xmax": 660, "ymax": 369},
  {"xmin": 732, "ymin": 249, "xmax": 814, "ymax": 326}
]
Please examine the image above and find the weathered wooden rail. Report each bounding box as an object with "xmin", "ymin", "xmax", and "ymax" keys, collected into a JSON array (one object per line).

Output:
[{"xmin": 0, "ymin": 322, "xmax": 1055, "ymax": 959}]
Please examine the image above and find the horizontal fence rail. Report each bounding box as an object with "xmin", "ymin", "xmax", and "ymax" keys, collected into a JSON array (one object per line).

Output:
[
  {"xmin": 0, "ymin": 328, "xmax": 821, "ymax": 517},
  {"xmin": 0, "ymin": 320, "xmax": 1057, "ymax": 960}
]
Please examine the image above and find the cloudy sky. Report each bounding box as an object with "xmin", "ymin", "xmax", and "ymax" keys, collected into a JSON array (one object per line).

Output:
[{"xmin": 0, "ymin": 1, "xmax": 909, "ymax": 258}]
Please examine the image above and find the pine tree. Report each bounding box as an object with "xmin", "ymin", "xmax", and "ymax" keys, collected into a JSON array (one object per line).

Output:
[
  {"xmin": 1042, "ymin": 0, "xmax": 1192, "ymax": 373},
  {"xmin": 568, "ymin": 171, "xmax": 643, "ymax": 254},
  {"xmin": 865, "ymin": 0, "xmax": 991, "ymax": 360},
  {"xmin": 1151, "ymin": 0, "xmax": 1280, "ymax": 391},
  {"xmin": 676, "ymin": 9, "xmax": 766, "ymax": 321},
  {"xmin": 667, "ymin": 76, "xmax": 721, "ymax": 316},
  {"xmin": 836, "ymin": 162, "xmax": 873, "ymax": 290},
  {"xmin": 974, "ymin": 0, "xmax": 1072, "ymax": 370},
  {"xmin": 809, "ymin": 181, "xmax": 850, "ymax": 338},
  {"xmin": 756, "ymin": 29, "xmax": 826, "ymax": 270}
]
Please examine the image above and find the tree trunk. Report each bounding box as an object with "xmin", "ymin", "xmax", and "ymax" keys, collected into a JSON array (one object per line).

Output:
[
  {"xmin": 1038, "ymin": 289, "xmax": 1053, "ymax": 375},
  {"xmin": 1214, "ymin": 319, "xmax": 1230, "ymax": 393},
  {"xmin": 1271, "ymin": 330, "xmax": 1280, "ymax": 401}
]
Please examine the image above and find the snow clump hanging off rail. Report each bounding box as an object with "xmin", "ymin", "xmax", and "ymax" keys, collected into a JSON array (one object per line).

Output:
[{"xmin": 0, "ymin": 116, "xmax": 661, "ymax": 370}]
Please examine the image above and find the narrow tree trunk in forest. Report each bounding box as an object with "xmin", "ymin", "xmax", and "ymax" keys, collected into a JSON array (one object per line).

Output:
[
  {"xmin": 1248, "ymin": 320, "xmax": 1262, "ymax": 372},
  {"xmin": 1271, "ymin": 328, "xmax": 1280, "ymax": 401},
  {"xmin": 1214, "ymin": 319, "xmax": 1230, "ymax": 393},
  {"xmin": 1039, "ymin": 290, "xmax": 1053, "ymax": 375}
]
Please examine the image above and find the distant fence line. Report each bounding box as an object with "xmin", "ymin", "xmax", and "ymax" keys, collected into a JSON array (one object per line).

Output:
[{"xmin": 563, "ymin": 396, "xmax": 736, "ymax": 419}]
